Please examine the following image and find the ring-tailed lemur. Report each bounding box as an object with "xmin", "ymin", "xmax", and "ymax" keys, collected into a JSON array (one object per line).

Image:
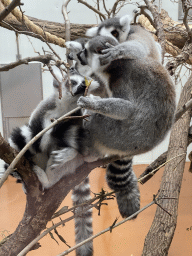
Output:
[
  {"xmin": 5, "ymin": 67, "xmax": 98, "ymax": 256},
  {"xmin": 63, "ymin": 15, "xmax": 164, "ymax": 218},
  {"xmin": 34, "ymin": 32, "xmax": 175, "ymax": 220}
]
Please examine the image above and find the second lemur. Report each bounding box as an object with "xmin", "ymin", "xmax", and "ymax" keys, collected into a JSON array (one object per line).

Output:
[{"xmin": 6, "ymin": 68, "xmax": 98, "ymax": 256}]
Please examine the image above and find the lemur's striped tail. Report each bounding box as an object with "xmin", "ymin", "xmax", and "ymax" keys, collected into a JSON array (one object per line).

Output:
[
  {"xmin": 106, "ymin": 158, "xmax": 140, "ymax": 218},
  {"xmin": 71, "ymin": 177, "xmax": 93, "ymax": 256},
  {"xmin": 5, "ymin": 125, "xmax": 34, "ymax": 183}
]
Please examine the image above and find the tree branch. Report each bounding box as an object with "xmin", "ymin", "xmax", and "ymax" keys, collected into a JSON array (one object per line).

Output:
[
  {"xmin": 0, "ymin": 54, "xmax": 55, "ymax": 72},
  {"xmin": 1, "ymin": 0, "xmax": 66, "ymax": 47},
  {"xmin": 77, "ymin": 0, "xmax": 106, "ymax": 20},
  {"xmin": 143, "ymin": 0, "xmax": 166, "ymax": 61}
]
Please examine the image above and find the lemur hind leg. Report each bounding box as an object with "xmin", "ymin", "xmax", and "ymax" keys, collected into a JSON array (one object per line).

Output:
[
  {"xmin": 34, "ymin": 148, "xmax": 84, "ymax": 189},
  {"xmin": 106, "ymin": 158, "xmax": 140, "ymax": 218}
]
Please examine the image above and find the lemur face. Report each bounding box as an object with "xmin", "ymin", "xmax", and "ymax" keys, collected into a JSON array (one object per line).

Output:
[
  {"xmin": 86, "ymin": 15, "xmax": 132, "ymax": 43},
  {"xmin": 66, "ymin": 68, "xmax": 86, "ymax": 95},
  {"xmin": 65, "ymin": 38, "xmax": 88, "ymax": 62},
  {"xmin": 66, "ymin": 41, "xmax": 83, "ymax": 62},
  {"xmin": 77, "ymin": 36, "xmax": 118, "ymax": 72}
]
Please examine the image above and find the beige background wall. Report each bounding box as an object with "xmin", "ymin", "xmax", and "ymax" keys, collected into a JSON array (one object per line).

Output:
[{"xmin": 1, "ymin": 164, "xmax": 192, "ymax": 256}]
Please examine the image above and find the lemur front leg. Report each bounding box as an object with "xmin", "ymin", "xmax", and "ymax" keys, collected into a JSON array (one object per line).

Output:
[
  {"xmin": 77, "ymin": 94, "xmax": 136, "ymax": 120},
  {"xmin": 99, "ymin": 41, "xmax": 149, "ymax": 66}
]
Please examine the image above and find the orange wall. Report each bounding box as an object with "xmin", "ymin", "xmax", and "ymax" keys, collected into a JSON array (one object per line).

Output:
[{"xmin": 0, "ymin": 164, "xmax": 192, "ymax": 256}]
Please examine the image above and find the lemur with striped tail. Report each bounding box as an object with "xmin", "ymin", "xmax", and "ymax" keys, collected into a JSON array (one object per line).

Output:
[{"xmin": 5, "ymin": 67, "xmax": 100, "ymax": 256}]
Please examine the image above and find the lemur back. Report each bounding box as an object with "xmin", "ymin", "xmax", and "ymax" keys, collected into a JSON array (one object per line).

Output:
[{"xmin": 6, "ymin": 68, "xmax": 97, "ymax": 256}]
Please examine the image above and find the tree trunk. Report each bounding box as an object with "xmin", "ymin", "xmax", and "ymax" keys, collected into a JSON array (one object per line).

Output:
[{"xmin": 142, "ymin": 74, "xmax": 192, "ymax": 256}]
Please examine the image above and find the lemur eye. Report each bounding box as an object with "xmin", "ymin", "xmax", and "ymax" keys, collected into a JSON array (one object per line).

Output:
[
  {"xmin": 71, "ymin": 80, "xmax": 77, "ymax": 86},
  {"xmin": 81, "ymin": 80, "xmax": 86, "ymax": 87},
  {"xmin": 84, "ymin": 48, "xmax": 88, "ymax": 57},
  {"xmin": 111, "ymin": 30, "xmax": 119, "ymax": 38}
]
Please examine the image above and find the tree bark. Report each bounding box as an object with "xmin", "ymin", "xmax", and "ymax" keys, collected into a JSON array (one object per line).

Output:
[{"xmin": 141, "ymin": 74, "xmax": 192, "ymax": 256}]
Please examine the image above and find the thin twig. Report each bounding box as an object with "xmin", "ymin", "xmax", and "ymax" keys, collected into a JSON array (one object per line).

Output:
[
  {"xmin": 182, "ymin": 0, "xmax": 192, "ymax": 40},
  {"xmin": 47, "ymin": 63, "xmax": 64, "ymax": 99},
  {"xmin": 56, "ymin": 192, "xmax": 177, "ymax": 256},
  {"xmin": 102, "ymin": 0, "xmax": 110, "ymax": 18},
  {"xmin": 138, "ymin": 153, "xmax": 186, "ymax": 184},
  {"xmin": 144, "ymin": 0, "xmax": 165, "ymax": 62},
  {"xmin": 109, "ymin": 0, "xmax": 125, "ymax": 17},
  {"xmin": 77, "ymin": 0, "xmax": 106, "ymax": 20},
  {"xmin": 52, "ymin": 191, "xmax": 115, "ymax": 219},
  {"xmin": 135, "ymin": 5, "xmax": 155, "ymax": 27},
  {"xmin": 62, "ymin": 0, "xmax": 73, "ymax": 66}
]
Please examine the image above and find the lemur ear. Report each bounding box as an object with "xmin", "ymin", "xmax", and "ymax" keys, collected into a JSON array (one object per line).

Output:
[
  {"xmin": 65, "ymin": 41, "xmax": 83, "ymax": 51},
  {"xmin": 53, "ymin": 79, "xmax": 60, "ymax": 89},
  {"xmin": 119, "ymin": 15, "xmax": 132, "ymax": 28},
  {"xmin": 86, "ymin": 26, "xmax": 98, "ymax": 37}
]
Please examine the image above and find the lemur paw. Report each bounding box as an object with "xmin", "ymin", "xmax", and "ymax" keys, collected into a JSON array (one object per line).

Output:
[
  {"xmin": 50, "ymin": 148, "xmax": 78, "ymax": 168},
  {"xmin": 77, "ymin": 95, "xmax": 101, "ymax": 110},
  {"xmin": 100, "ymin": 47, "xmax": 119, "ymax": 65}
]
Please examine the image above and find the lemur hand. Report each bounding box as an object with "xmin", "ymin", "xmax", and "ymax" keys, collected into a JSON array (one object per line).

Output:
[
  {"xmin": 99, "ymin": 46, "xmax": 122, "ymax": 66},
  {"xmin": 77, "ymin": 94, "xmax": 101, "ymax": 110}
]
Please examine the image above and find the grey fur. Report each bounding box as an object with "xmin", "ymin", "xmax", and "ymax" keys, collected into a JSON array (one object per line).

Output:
[
  {"xmin": 66, "ymin": 39, "xmax": 108, "ymax": 98},
  {"xmin": 86, "ymin": 15, "xmax": 162, "ymax": 64},
  {"xmin": 75, "ymin": 34, "xmax": 175, "ymax": 217},
  {"xmin": 33, "ymin": 17, "xmax": 175, "ymax": 221}
]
